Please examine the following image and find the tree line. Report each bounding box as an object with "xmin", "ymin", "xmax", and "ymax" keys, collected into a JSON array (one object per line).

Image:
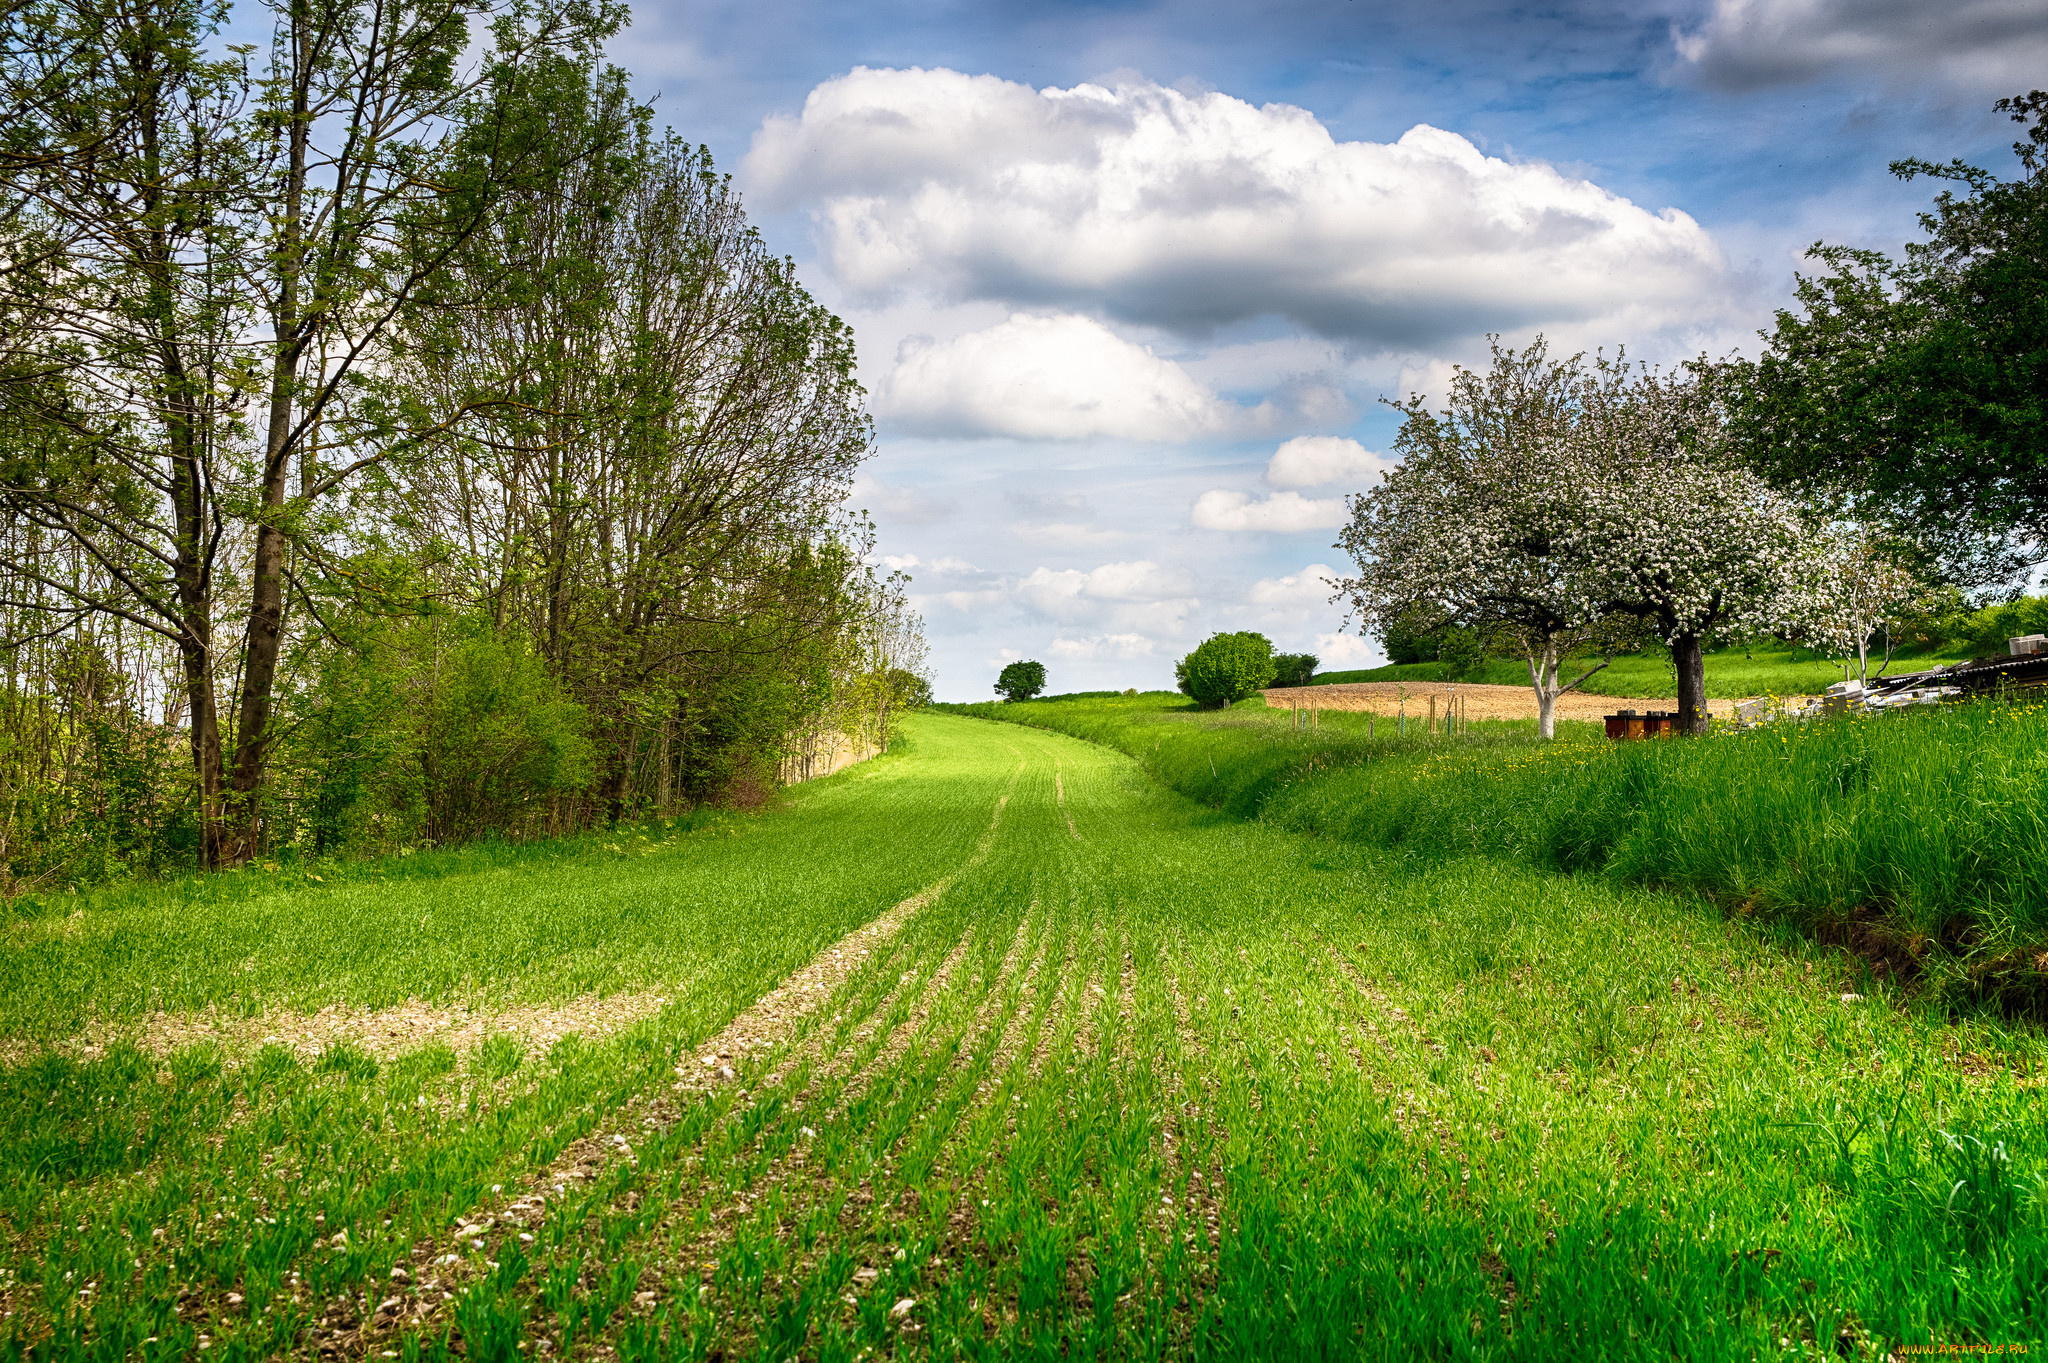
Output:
[
  {"xmin": 1337, "ymin": 90, "xmax": 2047, "ymax": 736},
  {"xmin": 0, "ymin": 0, "xmax": 925, "ymax": 891}
]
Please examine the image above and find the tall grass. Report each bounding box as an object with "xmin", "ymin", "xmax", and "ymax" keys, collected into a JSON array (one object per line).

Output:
[{"xmin": 948, "ymin": 693, "xmax": 2048, "ymax": 1010}]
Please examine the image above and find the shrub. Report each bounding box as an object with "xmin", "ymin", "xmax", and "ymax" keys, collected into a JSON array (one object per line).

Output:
[
  {"xmin": 1175, "ymin": 632, "xmax": 1276, "ymax": 708},
  {"xmin": 994, "ymin": 660, "xmax": 1047, "ymax": 702},
  {"xmin": 1271, "ymin": 652, "xmax": 1319, "ymax": 688}
]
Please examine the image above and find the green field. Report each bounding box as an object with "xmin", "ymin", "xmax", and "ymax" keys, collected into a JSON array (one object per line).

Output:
[
  {"xmin": 4, "ymin": 714, "xmax": 2041, "ymax": 1359},
  {"xmin": 1309, "ymin": 645, "xmax": 1968, "ymax": 699}
]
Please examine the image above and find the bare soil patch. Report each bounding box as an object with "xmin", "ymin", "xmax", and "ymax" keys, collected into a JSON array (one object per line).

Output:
[{"xmin": 1264, "ymin": 681, "xmax": 1738, "ymax": 723}]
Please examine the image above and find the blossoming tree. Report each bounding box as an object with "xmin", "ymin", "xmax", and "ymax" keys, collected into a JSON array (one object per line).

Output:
[
  {"xmin": 1336, "ymin": 340, "xmax": 1831, "ymax": 738},
  {"xmin": 1798, "ymin": 527, "xmax": 1929, "ymax": 684},
  {"xmin": 1333, "ymin": 339, "xmax": 1641, "ymax": 740},
  {"xmin": 1561, "ymin": 361, "xmax": 1829, "ymax": 733}
]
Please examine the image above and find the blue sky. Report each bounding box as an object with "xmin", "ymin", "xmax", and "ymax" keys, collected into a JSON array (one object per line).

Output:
[{"xmin": 612, "ymin": 0, "xmax": 2044, "ymax": 698}]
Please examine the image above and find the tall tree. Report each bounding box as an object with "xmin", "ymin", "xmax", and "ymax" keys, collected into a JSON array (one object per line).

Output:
[
  {"xmin": 1720, "ymin": 91, "xmax": 2048, "ymax": 592},
  {"xmin": 0, "ymin": 0, "xmax": 615, "ymax": 862},
  {"xmin": 386, "ymin": 68, "xmax": 876, "ymax": 815}
]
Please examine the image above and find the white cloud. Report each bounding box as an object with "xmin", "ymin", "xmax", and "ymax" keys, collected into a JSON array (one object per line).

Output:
[
  {"xmin": 1191, "ymin": 490, "xmax": 1348, "ymax": 533},
  {"xmin": 1048, "ymin": 633, "xmax": 1157, "ymax": 660},
  {"xmin": 1313, "ymin": 630, "xmax": 1382, "ymax": 669},
  {"xmin": 1263, "ymin": 437, "xmax": 1397, "ymax": 490},
  {"xmin": 876, "ymin": 313, "xmax": 1265, "ymax": 441},
  {"xmin": 1018, "ymin": 559, "xmax": 1194, "ymax": 613},
  {"xmin": 1247, "ymin": 563, "xmax": 1343, "ymax": 609},
  {"xmin": 1394, "ymin": 357, "xmax": 1462, "ymax": 409},
  {"xmin": 747, "ymin": 67, "xmax": 1730, "ymax": 347},
  {"xmin": 1672, "ymin": 0, "xmax": 2048, "ymax": 95}
]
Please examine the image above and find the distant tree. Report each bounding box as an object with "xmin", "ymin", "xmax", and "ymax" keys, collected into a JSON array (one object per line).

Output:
[
  {"xmin": 1270, "ymin": 652, "xmax": 1319, "ymax": 688},
  {"xmin": 1377, "ymin": 610, "xmax": 1486, "ymax": 675},
  {"xmin": 994, "ymin": 660, "xmax": 1046, "ymax": 702},
  {"xmin": 1719, "ymin": 91, "xmax": 2048, "ymax": 592},
  {"xmin": 1790, "ymin": 527, "xmax": 1931, "ymax": 685},
  {"xmin": 1175, "ymin": 632, "xmax": 1275, "ymax": 708}
]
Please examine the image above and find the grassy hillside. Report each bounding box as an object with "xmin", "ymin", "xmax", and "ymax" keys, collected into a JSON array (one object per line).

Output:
[
  {"xmin": 4, "ymin": 714, "xmax": 2040, "ymax": 1357},
  {"xmin": 1309, "ymin": 644, "xmax": 1966, "ymax": 699},
  {"xmin": 952, "ymin": 692, "xmax": 2048, "ymax": 1011}
]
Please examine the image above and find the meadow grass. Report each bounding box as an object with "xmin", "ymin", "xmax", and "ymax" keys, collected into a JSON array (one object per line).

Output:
[
  {"xmin": 1311, "ymin": 644, "xmax": 1966, "ymax": 699},
  {"xmin": 954, "ymin": 692, "xmax": 2048, "ymax": 1012},
  {"xmin": 2, "ymin": 713, "xmax": 2042, "ymax": 1359}
]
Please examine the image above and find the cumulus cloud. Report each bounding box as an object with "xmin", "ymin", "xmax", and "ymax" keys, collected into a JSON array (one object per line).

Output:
[
  {"xmin": 876, "ymin": 313, "xmax": 1268, "ymax": 440},
  {"xmin": 748, "ymin": 67, "xmax": 1729, "ymax": 347},
  {"xmin": 1247, "ymin": 563, "xmax": 1343, "ymax": 609},
  {"xmin": 1263, "ymin": 436, "xmax": 1398, "ymax": 490},
  {"xmin": 1048, "ymin": 633, "xmax": 1158, "ymax": 660},
  {"xmin": 1019, "ymin": 559, "xmax": 1193, "ymax": 612},
  {"xmin": 1191, "ymin": 490, "xmax": 1348, "ymax": 533},
  {"xmin": 1313, "ymin": 630, "xmax": 1382, "ymax": 669},
  {"xmin": 1672, "ymin": 0, "xmax": 2048, "ymax": 94}
]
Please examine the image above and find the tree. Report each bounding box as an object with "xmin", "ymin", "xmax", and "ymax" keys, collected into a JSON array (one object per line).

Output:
[
  {"xmin": 994, "ymin": 660, "xmax": 1045, "ymax": 702},
  {"xmin": 1795, "ymin": 527, "xmax": 1928, "ymax": 685},
  {"xmin": 1568, "ymin": 362, "xmax": 1827, "ymax": 734},
  {"xmin": 1175, "ymin": 632, "xmax": 1274, "ymax": 708},
  {"xmin": 316, "ymin": 61, "xmax": 876, "ymax": 818},
  {"xmin": 1270, "ymin": 652, "xmax": 1318, "ymax": 687},
  {"xmin": 0, "ymin": 0, "xmax": 615, "ymax": 863},
  {"xmin": 1334, "ymin": 339, "xmax": 1640, "ymax": 740},
  {"xmin": 1720, "ymin": 91, "xmax": 2048, "ymax": 592},
  {"xmin": 886, "ymin": 668, "xmax": 933, "ymax": 710},
  {"xmin": 1338, "ymin": 340, "xmax": 1825, "ymax": 737}
]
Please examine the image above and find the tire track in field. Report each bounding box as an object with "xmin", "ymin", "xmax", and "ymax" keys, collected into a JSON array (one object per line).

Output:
[
  {"xmin": 1055, "ymin": 766, "xmax": 1080, "ymax": 841},
  {"xmin": 349, "ymin": 788, "xmax": 1022, "ymax": 1362},
  {"xmin": 652, "ymin": 909, "xmax": 1053, "ymax": 1358}
]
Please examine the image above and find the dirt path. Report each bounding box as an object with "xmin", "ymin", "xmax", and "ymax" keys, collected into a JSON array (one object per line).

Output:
[{"xmin": 1263, "ymin": 680, "xmax": 1739, "ymax": 722}]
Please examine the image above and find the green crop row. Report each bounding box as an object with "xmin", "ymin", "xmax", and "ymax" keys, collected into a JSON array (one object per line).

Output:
[
  {"xmin": 942, "ymin": 693, "xmax": 2048, "ymax": 1013},
  {"xmin": 5, "ymin": 714, "xmax": 2041, "ymax": 1357}
]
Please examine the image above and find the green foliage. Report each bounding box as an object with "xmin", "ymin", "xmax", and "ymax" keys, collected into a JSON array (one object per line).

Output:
[
  {"xmin": 1723, "ymin": 92, "xmax": 2048, "ymax": 586},
  {"xmin": 884, "ymin": 667, "xmax": 933, "ymax": 709},
  {"xmin": 1938, "ymin": 592, "xmax": 2048, "ymax": 660},
  {"xmin": 993, "ymin": 660, "xmax": 1046, "ymax": 702},
  {"xmin": 1174, "ymin": 631, "xmax": 1275, "ymax": 707},
  {"xmin": 1269, "ymin": 651, "xmax": 1318, "ymax": 687}
]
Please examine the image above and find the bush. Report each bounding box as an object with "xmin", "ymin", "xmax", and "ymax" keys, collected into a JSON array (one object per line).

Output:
[
  {"xmin": 995, "ymin": 660, "xmax": 1046, "ymax": 702},
  {"xmin": 1271, "ymin": 652, "xmax": 1319, "ymax": 688},
  {"xmin": 1175, "ymin": 632, "xmax": 1276, "ymax": 708}
]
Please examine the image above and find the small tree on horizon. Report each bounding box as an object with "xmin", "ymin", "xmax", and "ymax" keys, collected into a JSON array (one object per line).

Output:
[
  {"xmin": 994, "ymin": 660, "xmax": 1047, "ymax": 702},
  {"xmin": 1176, "ymin": 632, "xmax": 1276, "ymax": 707}
]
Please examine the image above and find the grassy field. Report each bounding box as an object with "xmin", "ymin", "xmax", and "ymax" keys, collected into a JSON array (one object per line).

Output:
[
  {"xmin": 4, "ymin": 714, "xmax": 2043, "ymax": 1358},
  {"xmin": 956, "ymin": 693, "xmax": 2048, "ymax": 1011},
  {"xmin": 1310, "ymin": 644, "xmax": 1967, "ymax": 699}
]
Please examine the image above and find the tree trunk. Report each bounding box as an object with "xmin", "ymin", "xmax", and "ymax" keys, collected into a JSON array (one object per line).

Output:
[
  {"xmin": 1674, "ymin": 633, "xmax": 1708, "ymax": 734},
  {"xmin": 1528, "ymin": 647, "xmax": 1559, "ymax": 741},
  {"xmin": 225, "ymin": 20, "xmax": 312, "ymax": 861}
]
